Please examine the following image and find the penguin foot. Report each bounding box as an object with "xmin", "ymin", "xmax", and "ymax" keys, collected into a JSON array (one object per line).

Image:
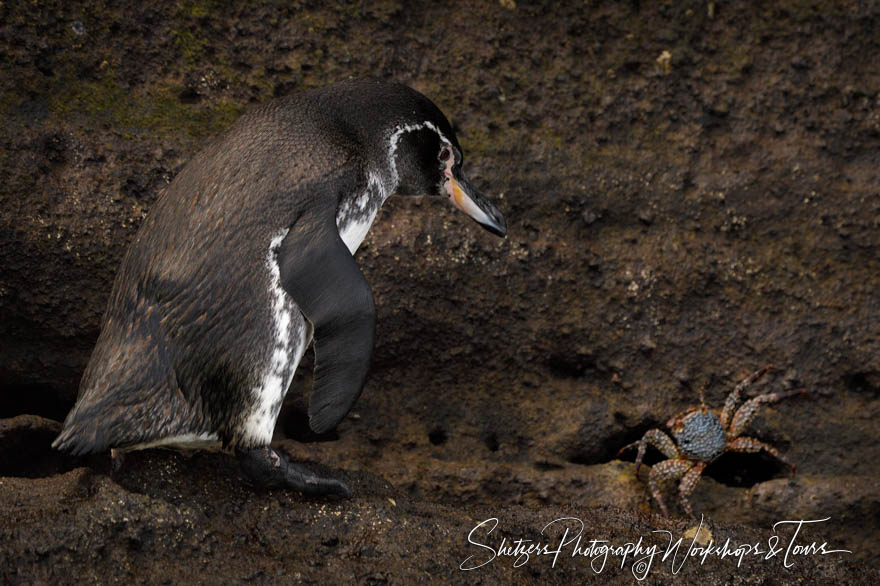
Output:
[
  {"xmin": 110, "ymin": 448, "xmax": 125, "ymax": 473},
  {"xmin": 236, "ymin": 446, "xmax": 351, "ymax": 498}
]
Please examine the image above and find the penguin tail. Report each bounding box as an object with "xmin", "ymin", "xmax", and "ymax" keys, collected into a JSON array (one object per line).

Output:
[
  {"xmin": 52, "ymin": 414, "xmax": 110, "ymax": 456},
  {"xmin": 52, "ymin": 389, "xmax": 148, "ymax": 455},
  {"xmin": 53, "ymin": 322, "xmax": 195, "ymax": 455},
  {"xmin": 53, "ymin": 380, "xmax": 193, "ymax": 455}
]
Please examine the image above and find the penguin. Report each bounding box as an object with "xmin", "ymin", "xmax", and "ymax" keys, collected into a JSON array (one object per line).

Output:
[{"xmin": 52, "ymin": 78, "xmax": 506, "ymax": 496}]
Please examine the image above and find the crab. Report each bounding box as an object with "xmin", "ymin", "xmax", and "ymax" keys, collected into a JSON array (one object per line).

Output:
[{"xmin": 617, "ymin": 366, "xmax": 806, "ymax": 518}]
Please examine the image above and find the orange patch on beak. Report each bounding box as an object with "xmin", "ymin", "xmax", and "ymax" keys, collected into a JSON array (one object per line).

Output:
[{"xmin": 450, "ymin": 177, "xmax": 466, "ymax": 209}]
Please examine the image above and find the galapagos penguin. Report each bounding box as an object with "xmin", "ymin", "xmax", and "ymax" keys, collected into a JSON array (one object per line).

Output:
[{"xmin": 53, "ymin": 78, "xmax": 506, "ymax": 496}]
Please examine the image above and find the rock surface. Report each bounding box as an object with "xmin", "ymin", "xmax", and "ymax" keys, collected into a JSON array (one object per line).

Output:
[
  {"xmin": 0, "ymin": 448, "xmax": 868, "ymax": 584},
  {"xmin": 1, "ymin": 0, "xmax": 878, "ymax": 582}
]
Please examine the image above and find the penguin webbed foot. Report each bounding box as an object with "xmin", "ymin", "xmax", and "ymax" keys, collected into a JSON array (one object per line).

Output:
[
  {"xmin": 110, "ymin": 448, "xmax": 125, "ymax": 473},
  {"xmin": 236, "ymin": 446, "xmax": 351, "ymax": 498}
]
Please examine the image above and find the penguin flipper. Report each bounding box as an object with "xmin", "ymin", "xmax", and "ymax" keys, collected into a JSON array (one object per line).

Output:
[{"xmin": 277, "ymin": 212, "xmax": 376, "ymax": 435}]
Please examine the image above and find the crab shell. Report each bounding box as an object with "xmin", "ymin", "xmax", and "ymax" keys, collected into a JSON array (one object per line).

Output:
[{"xmin": 667, "ymin": 408, "xmax": 727, "ymax": 462}]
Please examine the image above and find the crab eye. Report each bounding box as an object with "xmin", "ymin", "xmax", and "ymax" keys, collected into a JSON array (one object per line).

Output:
[{"xmin": 438, "ymin": 147, "xmax": 451, "ymax": 162}]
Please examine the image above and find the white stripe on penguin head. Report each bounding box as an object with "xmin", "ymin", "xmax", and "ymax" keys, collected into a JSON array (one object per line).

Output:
[{"xmin": 387, "ymin": 121, "xmax": 453, "ymax": 188}]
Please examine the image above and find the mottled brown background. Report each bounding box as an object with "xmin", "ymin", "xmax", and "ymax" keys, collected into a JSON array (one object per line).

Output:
[{"xmin": 1, "ymin": 1, "xmax": 878, "ymax": 583}]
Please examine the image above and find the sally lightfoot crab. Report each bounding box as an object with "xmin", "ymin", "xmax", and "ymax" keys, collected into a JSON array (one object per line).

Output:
[{"xmin": 617, "ymin": 366, "xmax": 807, "ymax": 518}]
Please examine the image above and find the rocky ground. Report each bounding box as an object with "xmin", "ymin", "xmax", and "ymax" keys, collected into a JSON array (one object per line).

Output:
[{"xmin": 1, "ymin": 0, "xmax": 878, "ymax": 583}]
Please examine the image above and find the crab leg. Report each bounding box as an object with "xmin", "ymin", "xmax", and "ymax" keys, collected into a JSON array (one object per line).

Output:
[
  {"xmin": 648, "ymin": 459, "xmax": 694, "ymax": 517},
  {"xmin": 720, "ymin": 365, "xmax": 773, "ymax": 428},
  {"xmin": 729, "ymin": 389, "xmax": 807, "ymax": 436},
  {"xmin": 678, "ymin": 461, "xmax": 708, "ymax": 518},
  {"xmin": 617, "ymin": 429, "xmax": 681, "ymax": 476},
  {"xmin": 727, "ymin": 436, "xmax": 797, "ymax": 474}
]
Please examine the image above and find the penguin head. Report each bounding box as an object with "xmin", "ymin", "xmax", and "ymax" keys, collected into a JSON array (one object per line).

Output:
[{"xmin": 387, "ymin": 98, "xmax": 507, "ymax": 238}]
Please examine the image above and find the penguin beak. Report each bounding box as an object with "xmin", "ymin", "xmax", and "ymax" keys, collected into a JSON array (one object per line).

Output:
[{"xmin": 445, "ymin": 170, "xmax": 507, "ymax": 237}]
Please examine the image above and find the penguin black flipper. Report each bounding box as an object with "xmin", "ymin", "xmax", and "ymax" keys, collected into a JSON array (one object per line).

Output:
[{"xmin": 276, "ymin": 207, "xmax": 376, "ymax": 435}]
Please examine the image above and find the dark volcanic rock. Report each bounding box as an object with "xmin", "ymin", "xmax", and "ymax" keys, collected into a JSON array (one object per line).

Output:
[
  {"xmin": 0, "ymin": 448, "xmax": 869, "ymax": 584},
  {"xmin": 1, "ymin": 0, "xmax": 878, "ymax": 581}
]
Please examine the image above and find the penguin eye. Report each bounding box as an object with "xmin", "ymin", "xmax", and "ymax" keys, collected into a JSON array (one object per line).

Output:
[{"xmin": 438, "ymin": 147, "xmax": 451, "ymax": 162}]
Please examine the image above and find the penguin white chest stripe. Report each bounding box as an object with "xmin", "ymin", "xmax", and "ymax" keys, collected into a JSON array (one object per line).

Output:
[
  {"xmin": 242, "ymin": 228, "xmax": 308, "ymax": 445},
  {"xmin": 337, "ymin": 171, "xmax": 390, "ymax": 254}
]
